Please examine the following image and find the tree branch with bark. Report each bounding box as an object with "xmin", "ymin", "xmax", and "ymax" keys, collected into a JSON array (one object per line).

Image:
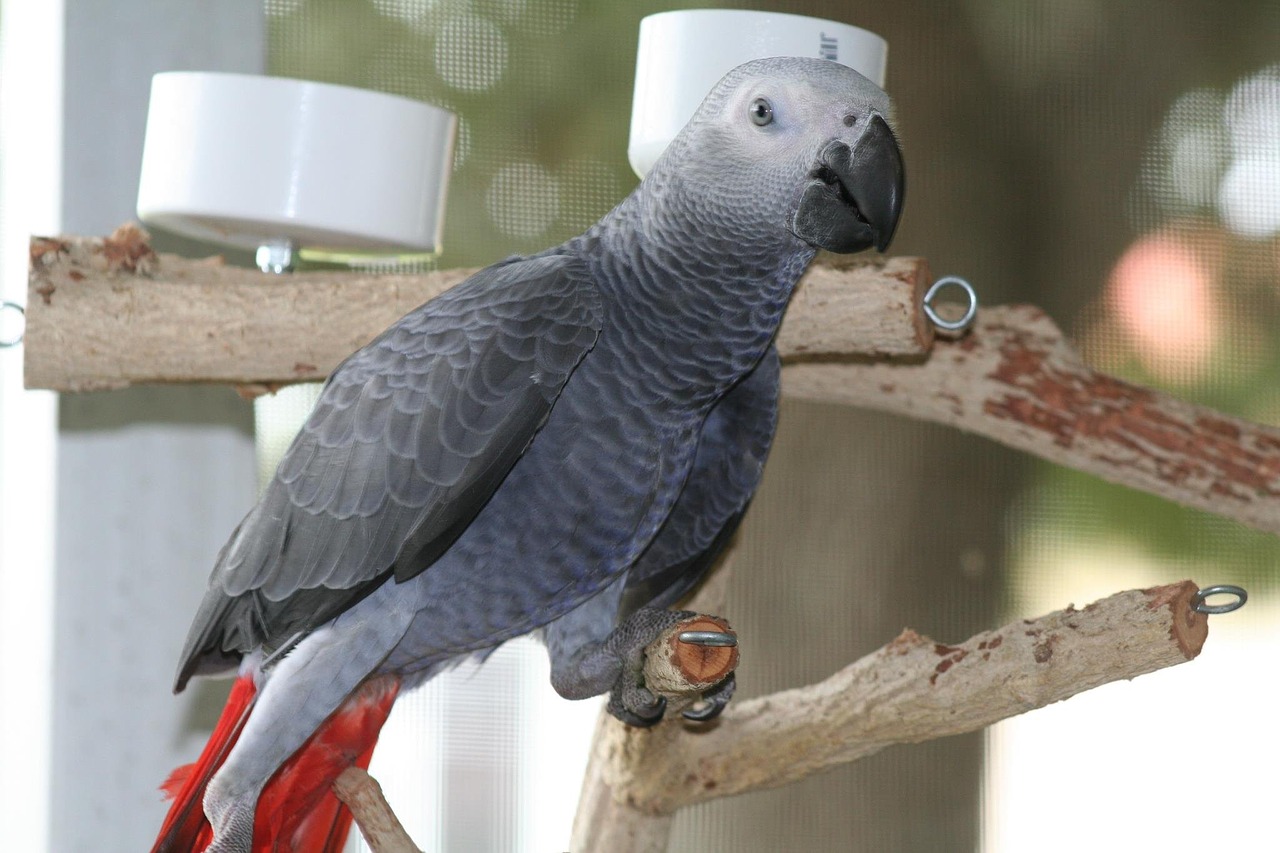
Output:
[
  {"xmin": 570, "ymin": 581, "xmax": 1211, "ymax": 852},
  {"xmin": 25, "ymin": 227, "xmax": 1280, "ymax": 541},
  {"xmin": 331, "ymin": 582, "xmax": 1215, "ymax": 853}
]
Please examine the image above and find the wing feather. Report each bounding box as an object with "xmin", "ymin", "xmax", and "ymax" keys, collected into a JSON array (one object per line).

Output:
[{"xmin": 174, "ymin": 255, "xmax": 602, "ymax": 690}]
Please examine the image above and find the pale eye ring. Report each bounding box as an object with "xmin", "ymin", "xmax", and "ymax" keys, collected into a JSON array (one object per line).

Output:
[{"xmin": 748, "ymin": 97, "xmax": 774, "ymax": 126}]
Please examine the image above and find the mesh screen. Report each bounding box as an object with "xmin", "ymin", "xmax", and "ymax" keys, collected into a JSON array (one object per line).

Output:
[{"xmin": 257, "ymin": 2, "xmax": 1280, "ymax": 851}]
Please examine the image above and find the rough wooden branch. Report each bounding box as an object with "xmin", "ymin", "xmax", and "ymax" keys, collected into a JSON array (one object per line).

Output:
[
  {"xmin": 782, "ymin": 304, "xmax": 1280, "ymax": 538},
  {"xmin": 643, "ymin": 615, "xmax": 739, "ymax": 714},
  {"xmin": 32, "ymin": 233, "xmax": 1280, "ymax": 544},
  {"xmin": 22, "ymin": 226, "xmax": 932, "ymax": 392},
  {"xmin": 332, "ymin": 766, "xmax": 422, "ymax": 853},
  {"xmin": 32, "ymin": 233, "xmax": 1280, "ymax": 542},
  {"xmin": 571, "ymin": 711, "xmax": 673, "ymax": 853},
  {"xmin": 570, "ymin": 581, "xmax": 1208, "ymax": 851}
]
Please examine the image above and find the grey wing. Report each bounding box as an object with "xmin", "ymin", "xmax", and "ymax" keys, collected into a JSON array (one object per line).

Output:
[
  {"xmin": 174, "ymin": 254, "xmax": 603, "ymax": 690},
  {"xmin": 619, "ymin": 346, "xmax": 780, "ymax": 617}
]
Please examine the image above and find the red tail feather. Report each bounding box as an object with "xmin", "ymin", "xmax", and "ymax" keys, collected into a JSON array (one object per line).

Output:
[
  {"xmin": 153, "ymin": 675, "xmax": 258, "ymax": 853},
  {"xmin": 253, "ymin": 675, "xmax": 401, "ymax": 851},
  {"xmin": 151, "ymin": 674, "xmax": 401, "ymax": 853}
]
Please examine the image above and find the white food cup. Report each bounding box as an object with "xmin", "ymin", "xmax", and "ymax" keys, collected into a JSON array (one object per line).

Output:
[
  {"xmin": 137, "ymin": 72, "xmax": 457, "ymax": 265},
  {"xmin": 628, "ymin": 9, "xmax": 888, "ymax": 178}
]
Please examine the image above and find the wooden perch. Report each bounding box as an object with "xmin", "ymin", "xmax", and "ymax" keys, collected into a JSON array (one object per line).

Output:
[
  {"xmin": 570, "ymin": 581, "xmax": 1209, "ymax": 851},
  {"xmin": 643, "ymin": 615, "xmax": 739, "ymax": 715},
  {"xmin": 22, "ymin": 225, "xmax": 932, "ymax": 392},
  {"xmin": 26, "ymin": 229, "xmax": 1280, "ymax": 543},
  {"xmin": 333, "ymin": 767, "xmax": 421, "ymax": 853}
]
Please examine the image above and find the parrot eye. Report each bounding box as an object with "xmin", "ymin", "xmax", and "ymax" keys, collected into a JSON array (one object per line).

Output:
[{"xmin": 748, "ymin": 97, "xmax": 774, "ymax": 126}]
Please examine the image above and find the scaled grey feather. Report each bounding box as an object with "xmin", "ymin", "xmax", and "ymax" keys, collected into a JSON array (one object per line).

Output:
[
  {"xmin": 174, "ymin": 255, "xmax": 602, "ymax": 690},
  {"xmin": 619, "ymin": 346, "xmax": 779, "ymax": 615}
]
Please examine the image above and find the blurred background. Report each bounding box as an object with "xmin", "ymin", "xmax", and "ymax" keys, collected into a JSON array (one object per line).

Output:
[{"xmin": 1, "ymin": 1, "xmax": 1278, "ymax": 851}]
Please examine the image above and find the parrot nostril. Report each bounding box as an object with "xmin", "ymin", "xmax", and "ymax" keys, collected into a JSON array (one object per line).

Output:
[{"xmin": 843, "ymin": 114, "xmax": 856, "ymax": 127}]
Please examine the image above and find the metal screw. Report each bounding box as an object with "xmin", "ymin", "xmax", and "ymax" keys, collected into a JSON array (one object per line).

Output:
[{"xmin": 256, "ymin": 239, "xmax": 296, "ymax": 274}]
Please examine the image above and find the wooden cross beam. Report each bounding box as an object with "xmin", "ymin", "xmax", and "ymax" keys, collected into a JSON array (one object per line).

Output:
[
  {"xmin": 22, "ymin": 224, "xmax": 933, "ymax": 393},
  {"xmin": 25, "ymin": 225, "xmax": 1280, "ymax": 540}
]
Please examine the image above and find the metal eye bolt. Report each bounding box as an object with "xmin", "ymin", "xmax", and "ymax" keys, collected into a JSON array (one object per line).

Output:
[
  {"xmin": 1191, "ymin": 584, "xmax": 1248, "ymax": 615},
  {"xmin": 0, "ymin": 300, "xmax": 25, "ymax": 348},
  {"xmin": 923, "ymin": 276, "xmax": 979, "ymax": 333}
]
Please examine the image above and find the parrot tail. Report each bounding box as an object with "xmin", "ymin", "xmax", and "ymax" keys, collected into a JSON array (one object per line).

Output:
[{"xmin": 152, "ymin": 673, "xmax": 401, "ymax": 853}]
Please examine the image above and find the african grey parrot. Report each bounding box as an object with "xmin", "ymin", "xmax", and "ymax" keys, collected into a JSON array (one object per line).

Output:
[{"xmin": 152, "ymin": 56, "xmax": 904, "ymax": 852}]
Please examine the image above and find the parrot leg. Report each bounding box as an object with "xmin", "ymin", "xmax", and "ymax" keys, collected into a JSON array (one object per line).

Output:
[{"xmin": 201, "ymin": 584, "xmax": 414, "ymax": 851}]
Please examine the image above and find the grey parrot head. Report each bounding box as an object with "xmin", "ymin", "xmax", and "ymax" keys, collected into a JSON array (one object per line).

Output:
[{"xmin": 647, "ymin": 56, "xmax": 905, "ymax": 255}]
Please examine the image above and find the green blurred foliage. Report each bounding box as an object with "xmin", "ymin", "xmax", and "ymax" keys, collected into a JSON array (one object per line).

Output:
[{"xmin": 1025, "ymin": 463, "xmax": 1280, "ymax": 594}]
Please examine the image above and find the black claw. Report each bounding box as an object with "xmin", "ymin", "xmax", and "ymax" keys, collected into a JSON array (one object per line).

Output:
[
  {"xmin": 612, "ymin": 694, "xmax": 667, "ymax": 728},
  {"xmin": 681, "ymin": 673, "xmax": 736, "ymax": 722},
  {"xmin": 681, "ymin": 699, "xmax": 725, "ymax": 722}
]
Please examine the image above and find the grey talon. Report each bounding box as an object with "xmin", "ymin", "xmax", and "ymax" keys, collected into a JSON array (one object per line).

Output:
[
  {"xmin": 682, "ymin": 673, "xmax": 736, "ymax": 722},
  {"xmin": 681, "ymin": 700, "xmax": 723, "ymax": 722},
  {"xmin": 611, "ymin": 694, "xmax": 667, "ymax": 728},
  {"xmin": 678, "ymin": 630, "xmax": 737, "ymax": 647}
]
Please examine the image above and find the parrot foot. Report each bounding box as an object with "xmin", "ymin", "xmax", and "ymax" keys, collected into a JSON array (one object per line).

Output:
[
  {"xmin": 546, "ymin": 606, "xmax": 740, "ymax": 727},
  {"xmin": 201, "ymin": 782, "xmax": 260, "ymax": 853},
  {"xmin": 608, "ymin": 685, "xmax": 668, "ymax": 727},
  {"xmin": 599, "ymin": 606, "xmax": 698, "ymax": 727}
]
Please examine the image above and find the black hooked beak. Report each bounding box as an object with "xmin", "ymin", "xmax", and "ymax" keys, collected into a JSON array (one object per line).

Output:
[{"xmin": 789, "ymin": 113, "xmax": 905, "ymax": 254}]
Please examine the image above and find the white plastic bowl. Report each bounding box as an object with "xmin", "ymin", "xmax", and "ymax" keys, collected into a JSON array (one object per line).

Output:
[
  {"xmin": 628, "ymin": 10, "xmax": 888, "ymax": 179},
  {"xmin": 137, "ymin": 72, "xmax": 457, "ymax": 259}
]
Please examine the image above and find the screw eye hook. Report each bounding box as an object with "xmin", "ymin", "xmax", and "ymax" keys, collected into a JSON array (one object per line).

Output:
[
  {"xmin": 1191, "ymin": 584, "xmax": 1248, "ymax": 615},
  {"xmin": 923, "ymin": 276, "xmax": 978, "ymax": 333},
  {"xmin": 0, "ymin": 300, "xmax": 25, "ymax": 348}
]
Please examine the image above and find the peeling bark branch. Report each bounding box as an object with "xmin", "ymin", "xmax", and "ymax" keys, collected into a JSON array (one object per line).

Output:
[
  {"xmin": 782, "ymin": 304, "xmax": 1280, "ymax": 538},
  {"xmin": 29, "ymin": 231, "xmax": 1280, "ymax": 540},
  {"xmin": 30, "ymin": 232, "xmax": 1280, "ymax": 542},
  {"xmin": 570, "ymin": 581, "xmax": 1208, "ymax": 850},
  {"xmin": 22, "ymin": 226, "xmax": 931, "ymax": 392}
]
